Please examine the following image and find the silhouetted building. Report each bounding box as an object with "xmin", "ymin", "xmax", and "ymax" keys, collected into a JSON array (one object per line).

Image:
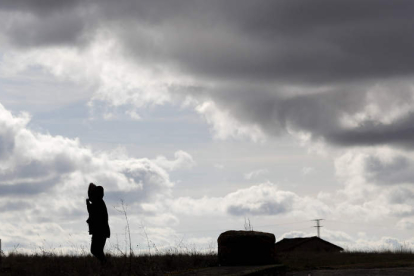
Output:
[{"xmin": 275, "ymin": 236, "xmax": 343, "ymax": 254}]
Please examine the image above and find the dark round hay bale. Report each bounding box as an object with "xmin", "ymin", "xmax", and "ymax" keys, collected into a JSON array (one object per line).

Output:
[{"xmin": 217, "ymin": 230, "xmax": 276, "ymax": 266}]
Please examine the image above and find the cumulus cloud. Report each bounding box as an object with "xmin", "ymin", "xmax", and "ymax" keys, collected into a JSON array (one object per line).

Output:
[
  {"xmin": 0, "ymin": 101, "xmax": 172, "ymax": 200},
  {"xmin": 172, "ymin": 182, "xmax": 331, "ymax": 218},
  {"xmin": 152, "ymin": 150, "xmax": 195, "ymax": 172},
  {"xmin": 0, "ymin": 102, "xmax": 192, "ymax": 251},
  {"xmin": 335, "ymin": 147, "xmax": 414, "ymax": 187},
  {"xmin": 330, "ymin": 147, "xmax": 414, "ymax": 222},
  {"xmin": 195, "ymin": 101, "xmax": 266, "ymax": 142},
  {"xmin": 1, "ymin": 99, "xmax": 412, "ymax": 253},
  {"xmin": 169, "ymin": 165, "xmax": 414, "ymax": 224}
]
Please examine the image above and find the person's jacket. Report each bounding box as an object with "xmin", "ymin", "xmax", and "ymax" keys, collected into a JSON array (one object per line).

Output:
[{"xmin": 86, "ymin": 189, "xmax": 110, "ymax": 238}]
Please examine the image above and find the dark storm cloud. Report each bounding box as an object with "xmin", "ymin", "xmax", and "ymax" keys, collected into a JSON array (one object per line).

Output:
[
  {"xmin": 147, "ymin": 0, "xmax": 414, "ymax": 84},
  {"xmin": 364, "ymin": 155, "xmax": 414, "ymax": 186},
  {"xmin": 4, "ymin": 0, "xmax": 414, "ymax": 83},
  {"xmin": 0, "ymin": 0, "xmax": 88, "ymax": 47},
  {"xmin": 205, "ymin": 86, "xmax": 372, "ymax": 141},
  {"xmin": 3, "ymin": 1, "xmax": 414, "ymax": 147},
  {"xmin": 327, "ymin": 112, "xmax": 414, "ymax": 147},
  {"xmin": 6, "ymin": 11, "xmax": 87, "ymax": 47},
  {"xmin": 0, "ymin": 0, "xmax": 82, "ymax": 14}
]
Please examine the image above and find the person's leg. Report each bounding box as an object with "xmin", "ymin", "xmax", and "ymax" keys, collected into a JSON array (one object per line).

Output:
[
  {"xmin": 99, "ymin": 236, "xmax": 107, "ymax": 264},
  {"xmin": 91, "ymin": 235, "xmax": 107, "ymax": 264}
]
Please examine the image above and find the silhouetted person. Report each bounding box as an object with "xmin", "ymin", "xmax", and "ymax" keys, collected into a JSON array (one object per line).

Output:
[{"xmin": 86, "ymin": 183, "xmax": 110, "ymax": 264}]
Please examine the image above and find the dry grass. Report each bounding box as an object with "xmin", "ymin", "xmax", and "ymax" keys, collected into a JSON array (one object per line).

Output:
[
  {"xmin": 0, "ymin": 251, "xmax": 218, "ymax": 276},
  {"xmin": 3, "ymin": 249, "xmax": 414, "ymax": 275},
  {"xmin": 0, "ymin": 201, "xmax": 220, "ymax": 275}
]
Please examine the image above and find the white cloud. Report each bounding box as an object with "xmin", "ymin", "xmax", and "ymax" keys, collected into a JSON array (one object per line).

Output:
[
  {"xmin": 152, "ymin": 150, "xmax": 195, "ymax": 172},
  {"xmin": 160, "ymin": 146, "xmax": 414, "ymax": 231},
  {"xmin": 126, "ymin": 110, "xmax": 142, "ymax": 121},
  {"xmin": 0, "ymin": 102, "xmax": 192, "ymax": 252},
  {"xmin": 195, "ymin": 101, "xmax": 266, "ymax": 142},
  {"xmin": 329, "ymin": 147, "xmax": 414, "ymax": 223},
  {"xmin": 0, "ymin": 33, "xmax": 181, "ymax": 117},
  {"xmin": 244, "ymin": 169, "xmax": 268, "ymax": 180},
  {"xmin": 1, "ymin": 107, "xmax": 410, "ymax": 253},
  {"xmin": 171, "ymin": 182, "xmax": 331, "ymax": 218}
]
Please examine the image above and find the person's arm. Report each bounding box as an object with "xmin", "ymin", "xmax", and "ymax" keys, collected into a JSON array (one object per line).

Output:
[{"xmin": 86, "ymin": 199, "xmax": 92, "ymax": 213}]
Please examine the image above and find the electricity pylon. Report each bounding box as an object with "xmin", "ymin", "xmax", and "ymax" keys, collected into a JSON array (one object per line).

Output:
[{"xmin": 313, "ymin": 219, "xmax": 324, "ymax": 238}]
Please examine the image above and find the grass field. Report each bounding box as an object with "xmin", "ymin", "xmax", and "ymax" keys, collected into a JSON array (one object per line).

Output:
[
  {"xmin": 2, "ymin": 250, "xmax": 414, "ymax": 275},
  {"xmin": 0, "ymin": 251, "xmax": 218, "ymax": 276}
]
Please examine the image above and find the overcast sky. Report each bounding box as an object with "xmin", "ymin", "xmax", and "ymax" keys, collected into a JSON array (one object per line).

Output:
[{"xmin": 2, "ymin": 0, "xmax": 414, "ymax": 253}]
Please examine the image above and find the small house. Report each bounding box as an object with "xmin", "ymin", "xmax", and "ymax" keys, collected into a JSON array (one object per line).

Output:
[{"xmin": 275, "ymin": 236, "xmax": 343, "ymax": 253}]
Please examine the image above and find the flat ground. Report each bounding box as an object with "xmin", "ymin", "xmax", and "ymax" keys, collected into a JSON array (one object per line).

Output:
[
  {"xmin": 169, "ymin": 265, "xmax": 284, "ymax": 275},
  {"xmin": 287, "ymin": 267, "xmax": 414, "ymax": 276}
]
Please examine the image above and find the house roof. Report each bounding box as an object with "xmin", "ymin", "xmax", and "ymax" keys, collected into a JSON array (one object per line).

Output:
[{"xmin": 275, "ymin": 236, "xmax": 344, "ymax": 252}]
